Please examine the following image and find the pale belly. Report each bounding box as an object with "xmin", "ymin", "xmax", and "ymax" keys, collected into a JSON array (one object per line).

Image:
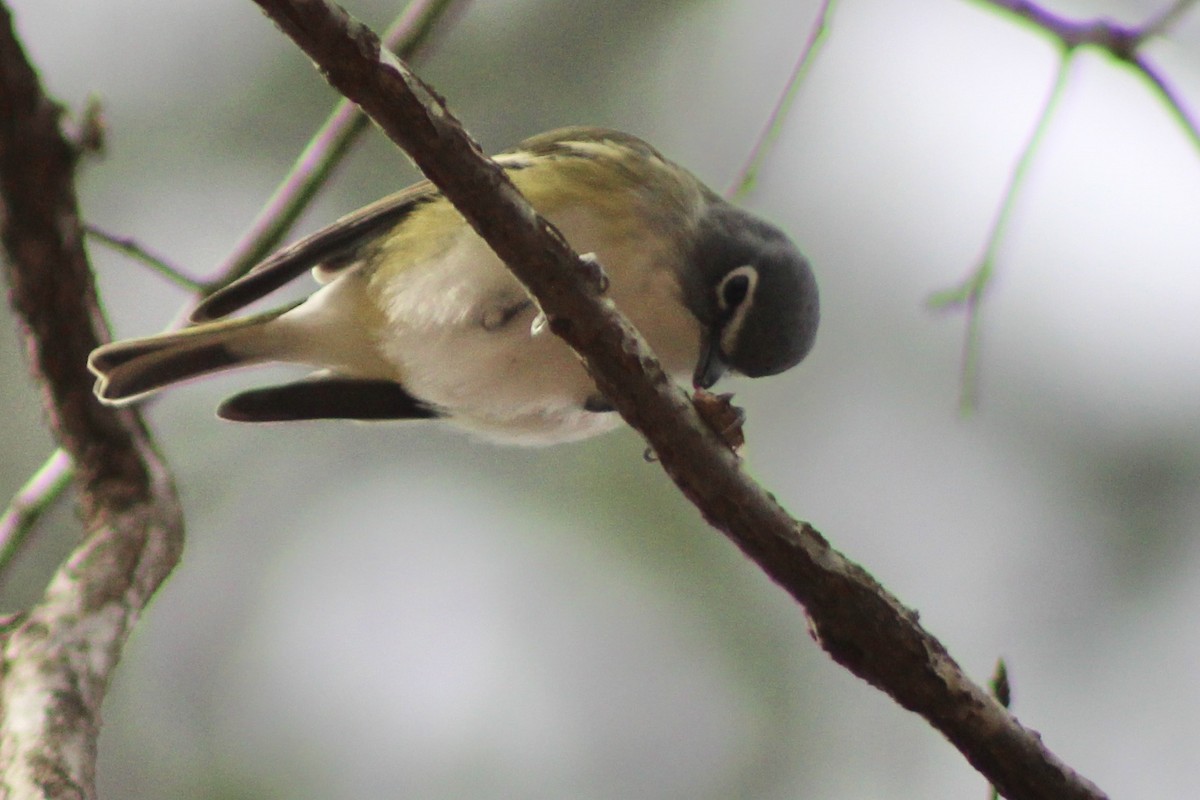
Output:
[
  {"xmin": 370, "ymin": 221, "xmax": 702, "ymax": 445},
  {"xmin": 384, "ymin": 295, "xmax": 699, "ymax": 445}
]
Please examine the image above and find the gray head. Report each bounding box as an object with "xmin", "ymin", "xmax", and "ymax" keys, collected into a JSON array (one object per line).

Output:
[{"xmin": 687, "ymin": 202, "xmax": 819, "ymax": 388}]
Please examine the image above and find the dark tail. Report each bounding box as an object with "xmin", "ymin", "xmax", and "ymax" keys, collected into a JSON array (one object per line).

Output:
[{"xmin": 89, "ymin": 306, "xmax": 293, "ymax": 404}]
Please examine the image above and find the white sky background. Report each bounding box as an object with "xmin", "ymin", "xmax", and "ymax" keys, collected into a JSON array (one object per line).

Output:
[{"xmin": 2, "ymin": 0, "xmax": 1199, "ymax": 798}]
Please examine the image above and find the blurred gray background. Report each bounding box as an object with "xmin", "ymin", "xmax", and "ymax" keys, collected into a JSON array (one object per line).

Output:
[{"xmin": 3, "ymin": 0, "xmax": 1199, "ymax": 797}]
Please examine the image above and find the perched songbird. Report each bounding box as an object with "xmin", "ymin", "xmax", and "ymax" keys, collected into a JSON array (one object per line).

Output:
[{"xmin": 88, "ymin": 128, "xmax": 819, "ymax": 445}]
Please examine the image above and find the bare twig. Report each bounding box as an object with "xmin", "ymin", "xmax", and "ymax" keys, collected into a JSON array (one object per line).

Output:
[
  {"xmin": 973, "ymin": 0, "xmax": 1200, "ymax": 150},
  {"xmin": 928, "ymin": 53, "xmax": 1073, "ymax": 411},
  {"xmin": 1141, "ymin": 0, "xmax": 1200, "ymax": 39},
  {"xmin": 974, "ymin": 0, "xmax": 1139, "ymax": 51},
  {"xmin": 207, "ymin": 0, "xmax": 471, "ymax": 290},
  {"xmin": 0, "ymin": 450, "xmax": 73, "ymax": 576},
  {"xmin": 246, "ymin": 2, "xmax": 1108, "ymax": 798},
  {"xmin": 85, "ymin": 223, "xmax": 203, "ymax": 291},
  {"xmin": 727, "ymin": 0, "xmax": 836, "ymax": 198},
  {"xmin": 975, "ymin": 0, "xmax": 1196, "ymax": 48},
  {"xmin": 1131, "ymin": 51, "xmax": 1200, "ymax": 153},
  {"xmin": 940, "ymin": 0, "xmax": 1198, "ymax": 409}
]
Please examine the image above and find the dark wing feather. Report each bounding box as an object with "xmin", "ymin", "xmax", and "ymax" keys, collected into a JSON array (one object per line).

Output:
[{"xmin": 191, "ymin": 182, "xmax": 439, "ymax": 322}]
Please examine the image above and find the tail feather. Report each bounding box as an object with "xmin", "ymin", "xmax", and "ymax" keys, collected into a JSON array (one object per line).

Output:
[{"xmin": 89, "ymin": 305, "xmax": 295, "ymax": 405}]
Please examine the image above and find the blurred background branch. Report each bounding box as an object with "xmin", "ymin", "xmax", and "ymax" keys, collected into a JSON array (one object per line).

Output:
[
  {"xmin": 0, "ymin": 449, "xmax": 72, "ymax": 575},
  {"xmin": 208, "ymin": 0, "xmax": 471, "ymax": 289},
  {"xmin": 929, "ymin": 54, "xmax": 1072, "ymax": 411},
  {"xmin": 85, "ymin": 223, "xmax": 205, "ymax": 291},
  {"xmin": 973, "ymin": 0, "xmax": 1198, "ymax": 147},
  {"xmin": 939, "ymin": 0, "xmax": 1199, "ymax": 408},
  {"xmin": 727, "ymin": 0, "xmax": 836, "ymax": 198}
]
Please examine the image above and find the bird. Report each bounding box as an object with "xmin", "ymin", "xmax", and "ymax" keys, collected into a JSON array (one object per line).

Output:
[{"xmin": 88, "ymin": 127, "xmax": 819, "ymax": 446}]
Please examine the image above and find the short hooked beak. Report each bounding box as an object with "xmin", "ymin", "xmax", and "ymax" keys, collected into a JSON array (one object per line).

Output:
[{"xmin": 692, "ymin": 327, "xmax": 728, "ymax": 389}]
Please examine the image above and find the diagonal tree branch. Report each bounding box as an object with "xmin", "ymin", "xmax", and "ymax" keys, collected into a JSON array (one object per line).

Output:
[
  {"xmin": 0, "ymin": 2, "xmax": 183, "ymax": 796},
  {"xmin": 246, "ymin": 1, "xmax": 1108, "ymax": 798}
]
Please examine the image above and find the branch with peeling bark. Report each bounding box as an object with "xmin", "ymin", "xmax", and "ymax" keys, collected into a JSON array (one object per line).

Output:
[
  {"xmin": 0, "ymin": 1, "xmax": 467, "ymax": 797},
  {"xmin": 0, "ymin": 2, "xmax": 183, "ymax": 796},
  {"xmin": 244, "ymin": 1, "xmax": 1108, "ymax": 798}
]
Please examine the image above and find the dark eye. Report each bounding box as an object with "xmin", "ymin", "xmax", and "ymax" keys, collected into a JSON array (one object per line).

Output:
[{"xmin": 719, "ymin": 273, "xmax": 751, "ymax": 310}]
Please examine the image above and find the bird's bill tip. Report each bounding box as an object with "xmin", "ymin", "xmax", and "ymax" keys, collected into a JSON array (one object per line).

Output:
[{"xmin": 692, "ymin": 333, "xmax": 727, "ymax": 390}]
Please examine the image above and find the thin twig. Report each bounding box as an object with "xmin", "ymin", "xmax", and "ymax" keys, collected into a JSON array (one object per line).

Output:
[
  {"xmin": 246, "ymin": 3, "xmax": 1108, "ymax": 798},
  {"xmin": 973, "ymin": 0, "xmax": 1200, "ymax": 151},
  {"xmin": 84, "ymin": 223, "xmax": 204, "ymax": 291},
  {"xmin": 1130, "ymin": 52, "xmax": 1200, "ymax": 154},
  {"xmin": 943, "ymin": 0, "xmax": 1199, "ymax": 410},
  {"xmin": 727, "ymin": 0, "xmax": 835, "ymax": 199},
  {"xmin": 1138, "ymin": 0, "xmax": 1199, "ymax": 40},
  {"xmin": 929, "ymin": 52, "xmax": 1073, "ymax": 412},
  {"xmin": 0, "ymin": 450, "xmax": 73, "ymax": 576},
  {"xmin": 975, "ymin": 0, "xmax": 1138, "ymax": 51},
  {"xmin": 207, "ymin": 0, "xmax": 470, "ymax": 291}
]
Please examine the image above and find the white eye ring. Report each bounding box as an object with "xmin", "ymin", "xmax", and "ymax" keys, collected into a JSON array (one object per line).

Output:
[
  {"xmin": 717, "ymin": 265, "xmax": 758, "ymax": 357},
  {"xmin": 717, "ymin": 265, "xmax": 758, "ymax": 312}
]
